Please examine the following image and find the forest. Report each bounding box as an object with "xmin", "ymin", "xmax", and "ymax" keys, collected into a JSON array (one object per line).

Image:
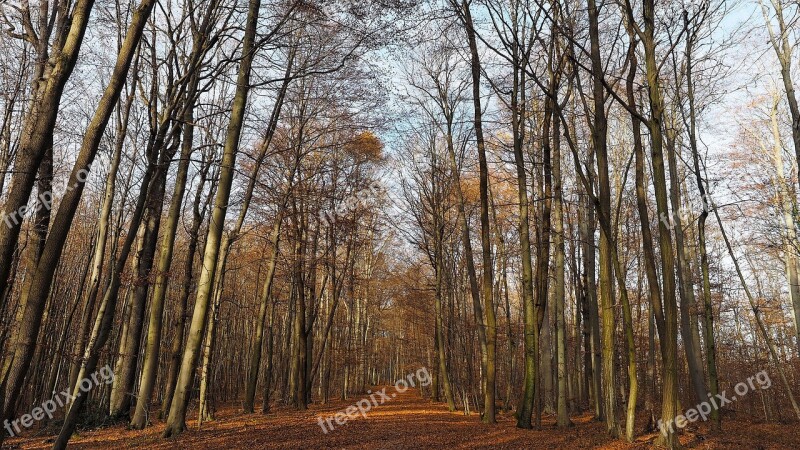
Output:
[{"xmin": 0, "ymin": 0, "xmax": 798, "ymax": 448}]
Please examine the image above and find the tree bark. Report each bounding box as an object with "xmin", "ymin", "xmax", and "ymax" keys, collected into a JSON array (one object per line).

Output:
[
  {"xmin": 587, "ymin": 0, "xmax": 619, "ymax": 436},
  {"xmin": 2, "ymin": 3, "xmax": 155, "ymax": 444},
  {"xmin": 0, "ymin": 0, "xmax": 96, "ymax": 307},
  {"xmin": 162, "ymin": 0, "xmax": 260, "ymax": 436}
]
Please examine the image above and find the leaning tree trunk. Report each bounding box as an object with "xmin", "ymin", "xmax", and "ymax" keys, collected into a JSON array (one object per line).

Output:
[
  {"xmin": 710, "ymin": 198, "xmax": 800, "ymax": 420},
  {"xmin": 68, "ymin": 86, "xmax": 132, "ymax": 397},
  {"xmin": 243, "ymin": 215, "xmax": 283, "ymax": 412},
  {"xmin": 159, "ymin": 160, "xmax": 212, "ymax": 419},
  {"xmin": 162, "ymin": 0, "xmax": 260, "ymax": 435},
  {"xmin": 110, "ymin": 146, "xmax": 173, "ymax": 418},
  {"xmin": 129, "ymin": 1, "xmax": 226, "ymax": 420},
  {"xmin": 240, "ymin": 55, "xmax": 297, "ymax": 412},
  {"xmin": 130, "ymin": 72, "xmax": 200, "ymax": 428},
  {"xmin": 53, "ymin": 122, "xmax": 158, "ymax": 450},
  {"xmin": 1, "ymin": 3, "xmax": 155, "ymax": 444},
  {"xmin": 0, "ymin": 0, "xmax": 95, "ymax": 309}
]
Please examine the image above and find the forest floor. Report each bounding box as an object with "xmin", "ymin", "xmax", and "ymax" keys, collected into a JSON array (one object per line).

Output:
[{"xmin": 5, "ymin": 387, "xmax": 798, "ymax": 449}]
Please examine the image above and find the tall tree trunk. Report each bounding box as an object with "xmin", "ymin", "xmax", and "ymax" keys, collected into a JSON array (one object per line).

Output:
[
  {"xmin": 159, "ymin": 161, "xmax": 211, "ymax": 419},
  {"xmin": 455, "ymin": 0, "xmax": 496, "ymax": 423},
  {"xmin": 641, "ymin": 0, "xmax": 681, "ymax": 445},
  {"xmin": 552, "ymin": 99, "xmax": 570, "ymax": 429},
  {"xmin": 535, "ymin": 40, "xmax": 556, "ymax": 423},
  {"xmin": 580, "ymin": 171, "xmax": 602, "ymax": 422},
  {"xmin": 162, "ymin": 0, "xmax": 260, "ymax": 435},
  {"xmin": 243, "ymin": 215, "xmax": 283, "ymax": 412},
  {"xmin": 441, "ymin": 71, "xmax": 488, "ymax": 424},
  {"xmin": 587, "ymin": 0, "xmax": 619, "ymax": 436},
  {"xmin": 665, "ymin": 126, "xmax": 707, "ymax": 405},
  {"xmin": 510, "ymin": 34, "xmax": 539, "ymax": 431},
  {"xmin": 0, "ymin": 0, "xmax": 96, "ymax": 307},
  {"xmin": 435, "ymin": 214, "xmax": 456, "ymax": 412},
  {"xmin": 110, "ymin": 143, "xmax": 174, "ymax": 417},
  {"xmin": 131, "ymin": 3, "xmax": 219, "ymax": 422},
  {"xmin": 623, "ymin": 27, "xmax": 664, "ymax": 434},
  {"xmin": 2, "ymin": 3, "xmax": 155, "ymax": 444},
  {"xmin": 611, "ymin": 248, "xmax": 637, "ymax": 443},
  {"xmin": 262, "ymin": 292, "xmax": 277, "ymax": 413},
  {"xmin": 109, "ymin": 227, "xmax": 144, "ymax": 414}
]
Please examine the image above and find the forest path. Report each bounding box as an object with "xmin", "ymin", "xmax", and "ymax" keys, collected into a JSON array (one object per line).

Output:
[{"xmin": 6, "ymin": 387, "xmax": 796, "ymax": 449}]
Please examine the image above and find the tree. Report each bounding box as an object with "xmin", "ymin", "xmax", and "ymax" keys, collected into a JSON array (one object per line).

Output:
[{"xmin": 162, "ymin": 0, "xmax": 261, "ymax": 435}]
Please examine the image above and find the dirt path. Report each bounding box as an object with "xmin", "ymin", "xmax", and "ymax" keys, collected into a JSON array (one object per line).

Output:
[{"xmin": 6, "ymin": 388, "xmax": 798, "ymax": 449}]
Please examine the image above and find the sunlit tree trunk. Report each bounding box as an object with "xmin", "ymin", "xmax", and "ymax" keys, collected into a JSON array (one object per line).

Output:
[
  {"xmin": 2, "ymin": 3, "xmax": 155, "ymax": 445},
  {"xmin": 0, "ymin": 0, "xmax": 96, "ymax": 308},
  {"xmin": 131, "ymin": 0, "xmax": 222, "ymax": 422},
  {"xmin": 162, "ymin": 0, "xmax": 260, "ymax": 435},
  {"xmin": 160, "ymin": 159, "xmax": 211, "ymax": 419}
]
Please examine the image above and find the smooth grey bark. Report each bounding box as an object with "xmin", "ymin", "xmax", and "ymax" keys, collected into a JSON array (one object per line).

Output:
[
  {"xmin": 159, "ymin": 158, "xmax": 213, "ymax": 419},
  {"xmin": 2, "ymin": 3, "xmax": 156, "ymax": 445},
  {"xmin": 0, "ymin": 0, "xmax": 96, "ymax": 309},
  {"xmin": 162, "ymin": 0, "xmax": 260, "ymax": 435},
  {"xmin": 130, "ymin": 0, "xmax": 224, "ymax": 423}
]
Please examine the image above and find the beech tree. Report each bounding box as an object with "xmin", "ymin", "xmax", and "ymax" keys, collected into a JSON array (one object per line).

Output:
[{"xmin": 0, "ymin": 1, "xmax": 798, "ymax": 449}]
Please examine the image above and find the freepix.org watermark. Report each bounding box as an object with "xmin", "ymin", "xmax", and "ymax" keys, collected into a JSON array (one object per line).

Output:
[
  {"xmin": 319, "ymin": 181, "xmax": 385, "ymax": 225},
  {"xmin": 3, "ymin": 364, "xmax": 114, "ymax": 437},
  {"xmin": 1, "ymin": 165, "xmax": 93, "ymax": 230},
  {"xmin": 317, "ymin": 367, "xmax": 432, "ymax": 434},
  {"xmin": 657, "ymin": 370, "xmax": 772, "ymax": 436}
]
